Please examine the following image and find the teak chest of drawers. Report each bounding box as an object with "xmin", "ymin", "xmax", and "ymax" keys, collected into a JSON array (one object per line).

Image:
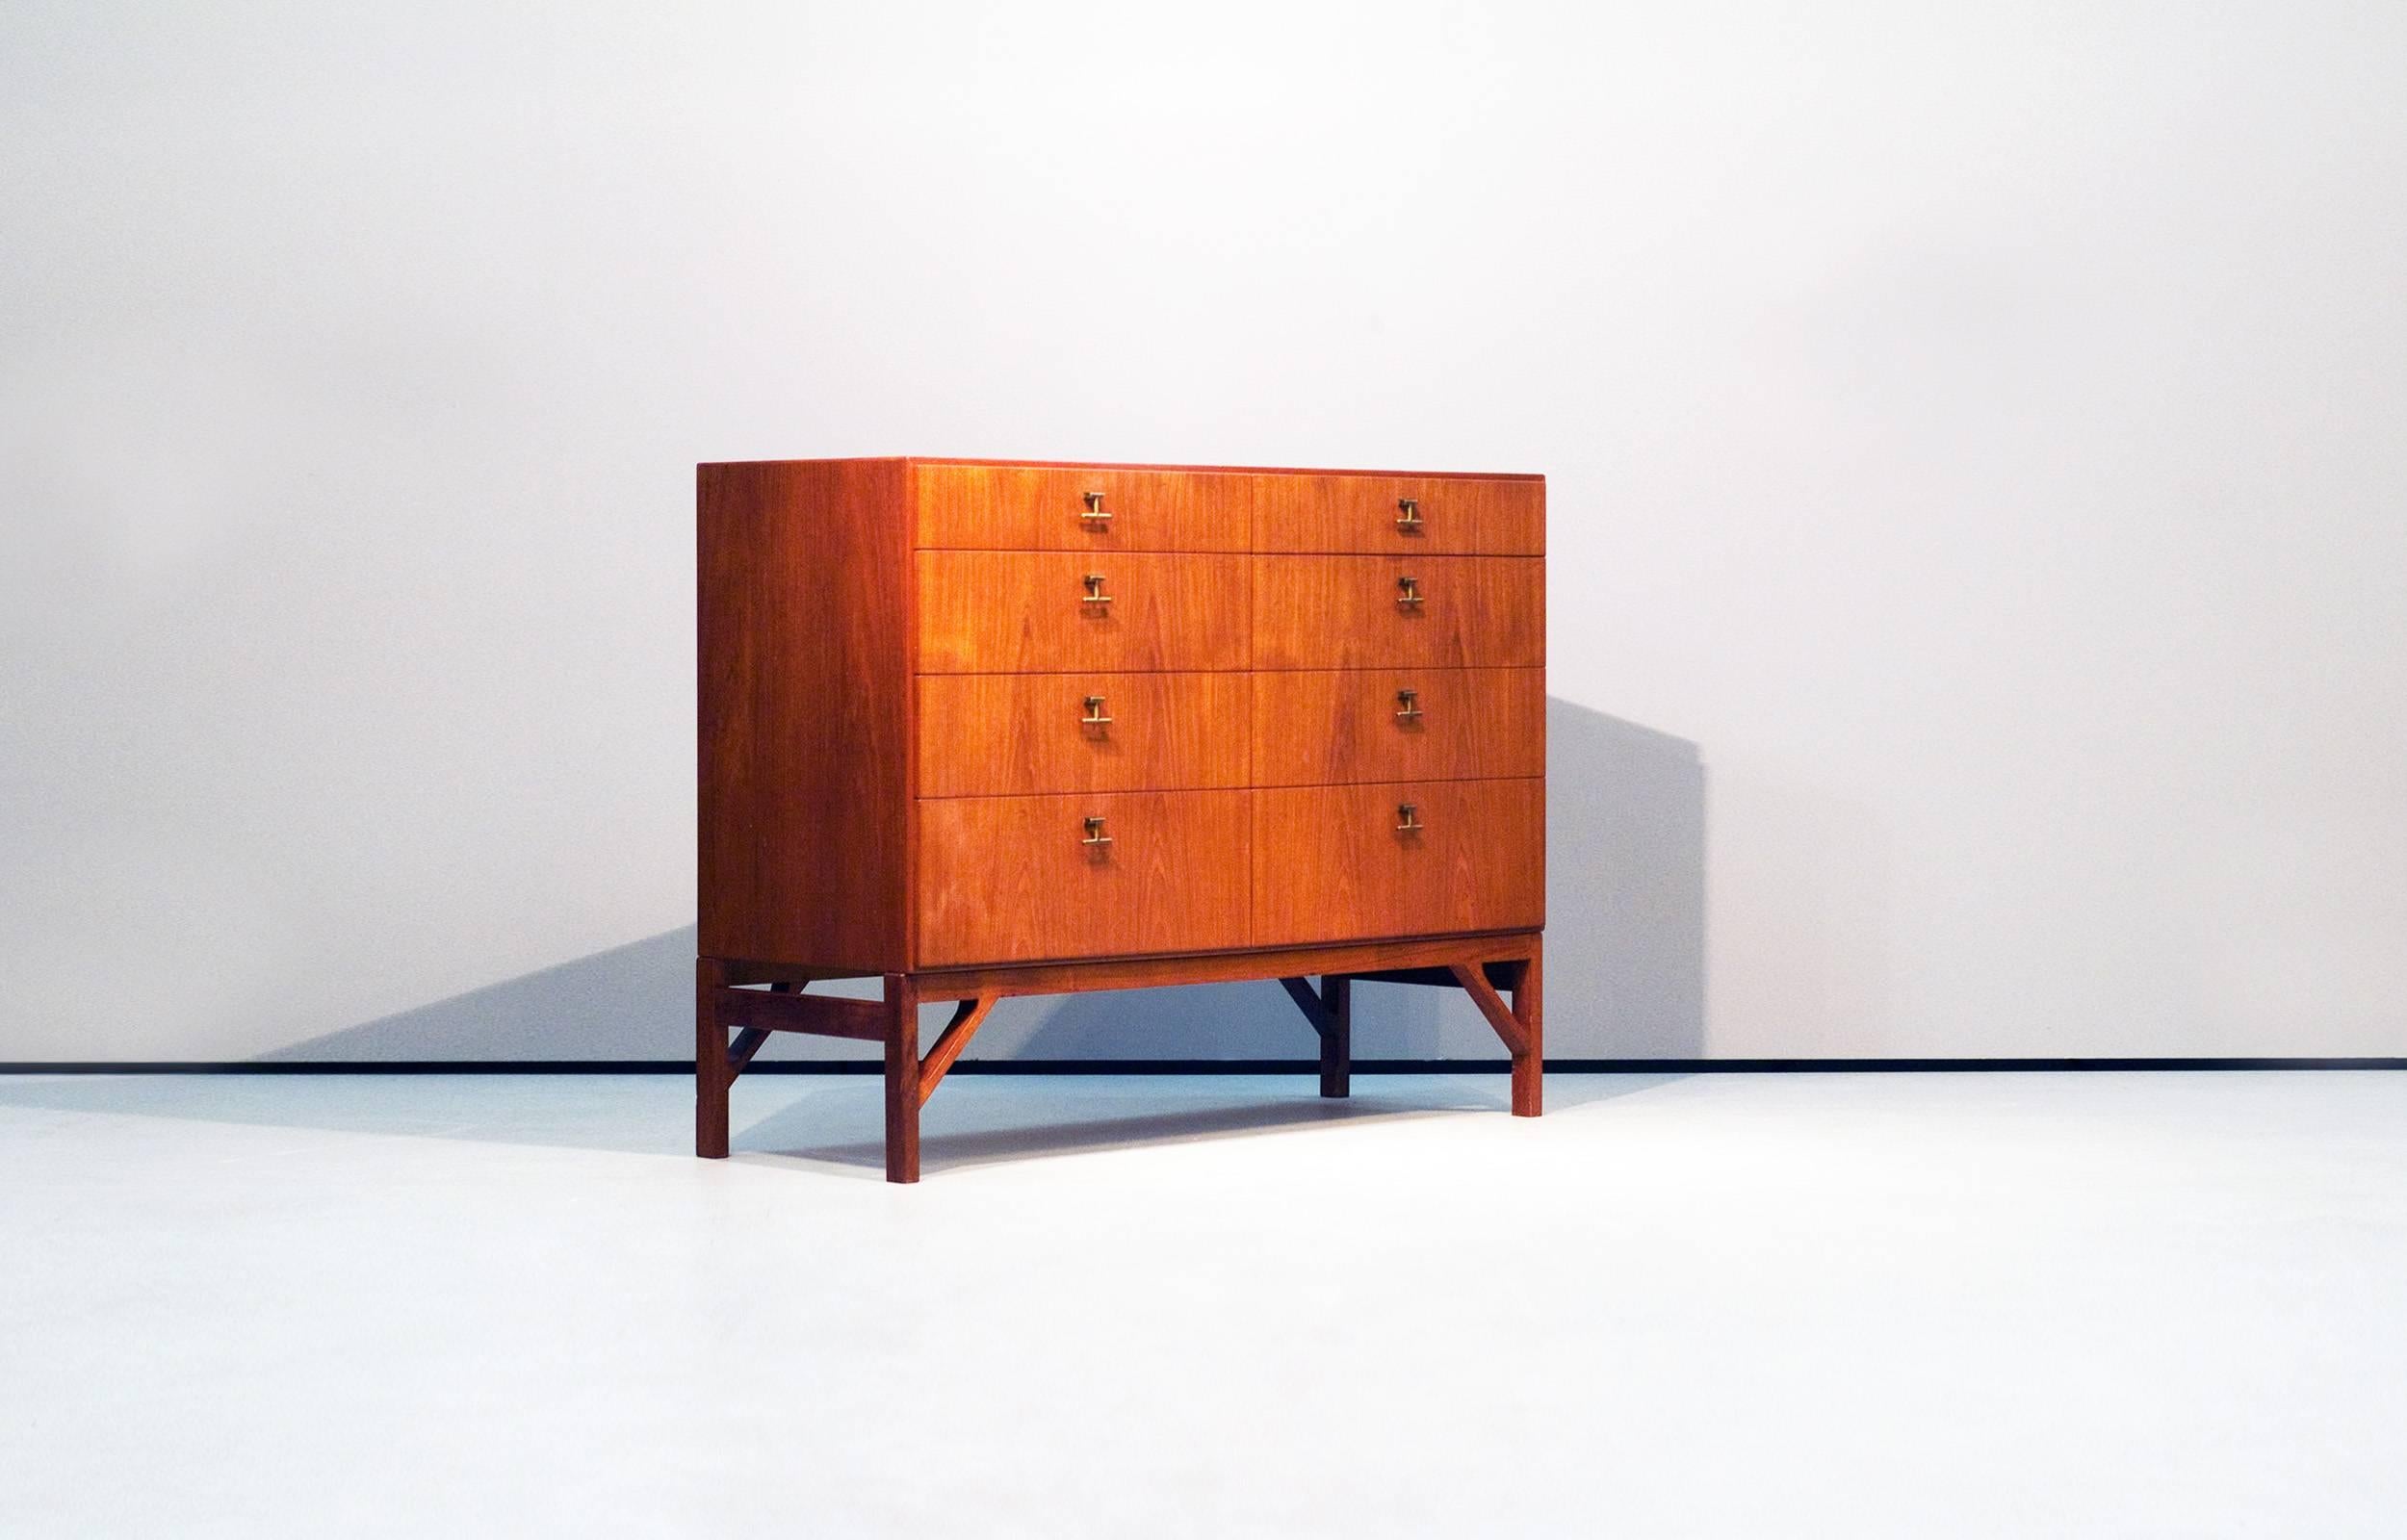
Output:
[{"xmin": 696, "ymin": 458, "xmax": 1545, "ymax": 1181}]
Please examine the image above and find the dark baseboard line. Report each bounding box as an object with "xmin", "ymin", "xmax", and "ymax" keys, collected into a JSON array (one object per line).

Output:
[{"xmin": 3, "ymin": 1057, "xmax": 2402, "ymax": 1075}]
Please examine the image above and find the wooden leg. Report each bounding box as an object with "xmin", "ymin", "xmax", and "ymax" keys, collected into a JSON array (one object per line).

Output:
[
  {"xmin": 1317, "ymin": 975, "xmax": 1351, "ymax": 1099},
  {"xmin": 918, "ymin": 994, "xmax": 996, "ymax": 1108},
  {"xmin": 883, "ymin": 973, "xmax": 920, "ymax": 1184},
  {"xmin": 695, "ymin": 957, "xmax": 731, "ymax": 1159},
  {"xmin": 1510, "ymin": 941, "xmax": 1542, "ymax": 1117}
]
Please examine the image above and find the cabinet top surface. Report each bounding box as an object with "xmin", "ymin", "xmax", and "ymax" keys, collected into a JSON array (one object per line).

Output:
[{"xmin": 698, "ymin": 456, "xmax": 1543, "ymax": 483}]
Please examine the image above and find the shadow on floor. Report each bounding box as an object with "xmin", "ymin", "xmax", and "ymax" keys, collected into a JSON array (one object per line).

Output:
[
  {"xmin": 246, "ymin": 697, "xmax": 1704, "ymax": 1066},
  {"xmin": 744, "ymin": 1089, "xmax": 1461, "ymax": 1178},
  {"xmin": 738, "ymin": 1069, "xmax": 1689, "ymax": 1177},
  {"xmin": 0, "ymin": 1072, "xmax": 693, "ymax": 1157},
  {"xmin": 0, "ymin": 1071, "xmax": 1690, "ymax": 1165}
]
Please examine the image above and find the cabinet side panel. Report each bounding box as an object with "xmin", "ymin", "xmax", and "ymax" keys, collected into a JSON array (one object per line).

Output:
[{"xmin": 699, "ymin": 460, "xmax": 910, "ymax": 968}]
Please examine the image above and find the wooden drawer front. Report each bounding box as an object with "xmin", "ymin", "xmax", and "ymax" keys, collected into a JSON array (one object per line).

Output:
[
  {"xmin": 1253, "ymin": 475, "xmax": 1543, "ymax": 555},
  {"xmin": 1252, "ymin": 556, "xmax": 1542, "ymax": 670},
  {"xmin": 1252, "ymin": 779, "xmax": 1543, "ymax": 946},
  {"xmin": 918, "ymin": 673, "xmax": 1251, "ymax": 797},
  {"xmin": 1251, "ymin": 667, "xmax": 1545, "ymax": 786},
  {"xmin": 917, "ymin": 552, "xmax": 1250, "ymax": 673},
  {"xmin": 918, "ymin": 790, "xmax": 1252, "ymax": 965},
  {"xmin": 917, "ymin": 465, "xmax": 1251, "ymax": 552}
]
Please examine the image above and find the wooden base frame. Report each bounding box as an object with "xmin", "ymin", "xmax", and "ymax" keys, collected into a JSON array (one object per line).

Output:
[{"xmin": 695, "ymin": 931, "xmax": 1543, "ymax": 1182}]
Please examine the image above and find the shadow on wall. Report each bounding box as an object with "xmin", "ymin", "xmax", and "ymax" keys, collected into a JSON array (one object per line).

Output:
[
  {"xmin": 267, "ymin": 699, "xmax": 1704, "ymax": 1063},
  {"xmin": 262, "ymin": 928, "xmax": 710, "ymax": 1062},
  {"xmin": 1006, "ymin": 699, "xmax": 1705, "ymax": 1060}
]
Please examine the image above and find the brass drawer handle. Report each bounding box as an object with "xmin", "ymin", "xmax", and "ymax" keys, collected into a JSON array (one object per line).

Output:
[
  {"xmin": 1394, "ymin": 688, "xmax": 1422, "ymax": 724},
  {"xmin": 1081, "ymin": 573, "xmax": 1113, "ymax": 607},
  {"xmin": 1081, "ymin": 694, "xmax": 1113, "ymax": 729},
  {"xmin": 1396, "ymin": 575, "xmax": 1423, "ymax": 609},
  {"xmin": 1396, "ymin": 497, "xmax": 1423, "ymax": 532},
  {"xmin": 1395, "ymin": 802, "xmax": 1423, "ymax": 834},
  {"xmin": 1081, "ymin": 490, "xmax": 1112, "ymax": 525},
  {"xmin": 1082, "ymin": 815, "xmax": 1114, "ymax": 850}
]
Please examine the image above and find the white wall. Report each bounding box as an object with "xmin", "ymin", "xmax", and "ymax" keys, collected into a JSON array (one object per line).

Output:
[{"xmin": 5, "ymin": 1, "xmax": 2404, "ymax": 1062}]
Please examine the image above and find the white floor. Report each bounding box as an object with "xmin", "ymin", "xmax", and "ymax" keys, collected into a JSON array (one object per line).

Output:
[{"xmin": 3, "ymin": 1070, "xmax": 2403, "ymax": 1538}]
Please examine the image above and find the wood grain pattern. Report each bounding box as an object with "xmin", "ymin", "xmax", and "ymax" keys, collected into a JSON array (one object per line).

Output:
[
  {"xmin": 917, "ymin": 672, "xmax": 1250, "ymax": 797},
  {"xmin": 717, "ymin": 961, "xmax": 867, "ymax": 987},
  {"xmin": 895, "ymin": 456, "xmax": 1539, "ymax": 481},
  {"xmin": 1251, "ymin": 556, "xmax": 1543, "ymax": 670},
  {"xmin": 716, "ymin": 988, "xmax": 886, "ymax": 1040},
  {"xmin": 1250, "ymin": 778, "xmax": 1545, "ymax": 946},
  {"xmin": 1253, "ymin": 475, "xmax": 1545, "ymax": 554},
  {"xmin": 1251, "ymin": 666, "xmax": 1545, "ymax": 786},
  {"xmin": 698, "ymin": 459, "xmax": 911, "ymax": 971},
  {"xmin": 917, "ymin": 789, "xmax": 1252, "ymax": 965},
  {"xmin": 918, "ymin": 552, "xmax": 1250, "ymax": 673},
  {"xmin": 917, "ymin": 464, "xmax": 1252, "ymax": 552},
  {"xmin": 695, "ymin": 957, "xmax": 730, "ymax": 1159},
  {"xmin": 909, "ymin": 928, "xmax": 1541, "ymax": 1001},
  {"xmin": 698, "ymin": 456, "xmax": 1546, "ymax": 1178},
  {"xmin": 884, "ymin": 973, "xmax": 919, "ymax": 1182},
  {"xmin": 1510, "ymin": 939, "xmax": 1541, "ymax": 1116}
]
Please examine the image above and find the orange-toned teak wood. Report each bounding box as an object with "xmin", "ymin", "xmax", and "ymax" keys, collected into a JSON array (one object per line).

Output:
[{"xmin": 697, "ymin": 458, "xmax": 1545, "ymax": 1181}]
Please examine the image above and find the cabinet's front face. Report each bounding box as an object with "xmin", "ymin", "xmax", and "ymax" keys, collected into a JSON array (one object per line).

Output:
[
  {"xmin": 1250, "ymin": 779, "xmax": 1546, "ymax": 947},
  {"xmin": 917, "ymin": 552, "xmax": 1251, "ymax": 674},
  {"xmin": 916, "ymin": 673, "xmax": 1250, "ymax": 799},
  {"xmin": 917, "ymin": 790, "xmax": 1252, "ymax": 966},
  {"xmin": 909, "ymin": 467, "xmax": 1545, "ymax": 969},
  {"xmin": 1250, "ymin": 667, "xmax": 1547, "ymax": 787},
  {"xmin": 1250, "ymin": 555, "xmax": 1546, "ymax": 670},
  {"xmin": 917, "ymin": 465, "xmax": 1253, "ymax": 552},
  {"xmin": 1250, "ymin": 473, "xmax": 1545, "ymax": 556}
]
